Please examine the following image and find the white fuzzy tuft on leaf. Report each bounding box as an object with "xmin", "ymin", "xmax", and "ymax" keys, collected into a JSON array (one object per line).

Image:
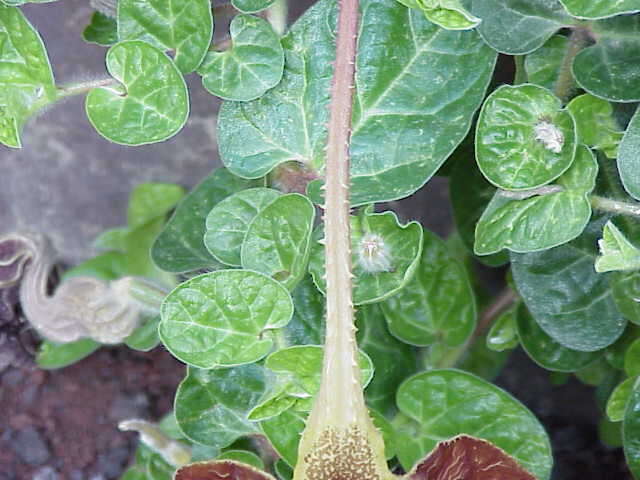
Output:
[
  {"xmin": 534, "ymin": 120, "xmax": 564, "ymax": 154},
  {"xmin": 357, "ymin": 233, "xmax": 392, "ymax": 274}
]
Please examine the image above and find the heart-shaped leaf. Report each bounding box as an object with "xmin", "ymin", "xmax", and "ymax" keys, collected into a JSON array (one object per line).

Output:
[
  {"xmin": 486, "ymin": 304, "xmax": 519, "ymax": 352},
  {"xmin": 117, "ymin": 0, "xmax": 213, "ymax": 73},
  {"xmin": 405, "ymin": 434, "xmax": 536, "ymax": 480},
  {"xmin": 85, "ymin": 40, "xmax": 189, "ymax": 145},
  {"xmin": 624, "ymin": 377, "xmax": 640, "ymax": 476},
  {"xmin": 159, "ymin": 270, "xmax": 294, "ymax": 368},
  {"xmin": 259, "ymin": 409, "xmax": 306, "ymax": 467},
  {"xmin": 476, "ymin": 84, "xmax": 577, "ymax": 191},
  {"xmin": 511, "ymin": 221, "xmax": 627, "ymax": 352},
  {"xmin": 218, "ymin": 0, "xmax": 496, "ymax": 206},
  {"xmin": 516, "ymin": 303, "xmax": 601, "ymax": 372},
  {"xmin": 83, "ymin": 11, "xmax": 117, "ymax": 46},
  {"xmin": 35, "ymin": 339, "xmax": 101, "ymax": 370},
  {"xmin": 0, "ymin": 5, "xmax": 57, "ymax": 148},
  {"xmin": 596, "ymin": 221, "xmax": 640, "ymax": 273},
  {"xmin": 395, "ymin": 369, "xmax": 552, "ymax": 479},
  {"xmin": 381, "ymin": 228, "xmax": 476, "ymax": 347},
  {"xmin": 309, "ymin": 210, "xmax": 423, "ymax": 305},
  {"xmin": 241, "ymin": 193, "xmax": 315, "ymax": 291},
  {"xmin": 608, "ymin": 376, "xmax": 636, "ymax": 422},
  {"xmin": 474, "ymin": 144, "xmax": 597, "ymax": 255},
  {"xmin": 567, "ymin": 94, "xmax": 623, "ymax": 158},
  {"xmin": 152, "ymin": 168, "xmax": 257, "ymax": 273},
  {"xmin": 618, "ymin": 107, "xmax": 640, "ymax": 200},
  {"xmin": 174, "ymin": 364, "xmax": 269, "ymax": 447},
  {"xmin": 198, "ymin": 15, "xmax": 284, "ymax": 101},
  {"xmin": 559, "ymin": 0, "xmax": 640, "ymax": 20},
  {"xmin": 205, "ymin": 188, "xmax": 281, "ymax": 267},
  {"xmin": 612, "ymin": 271, "xmax": 640, "ymax": 326},
  {"xmin": 471, "ymin": 0, "xmax": 571, "ymax": 54}
]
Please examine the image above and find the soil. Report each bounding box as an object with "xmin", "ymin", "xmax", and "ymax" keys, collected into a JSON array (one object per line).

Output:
[{"xmin": 0, "ymin": 1, "xmax": 634, "ymax": 479}]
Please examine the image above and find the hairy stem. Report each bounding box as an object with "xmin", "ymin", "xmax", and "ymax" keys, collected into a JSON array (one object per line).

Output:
[
  {"xmin": 513, "ymin": 55, "xmax": 527, "ymax": 85},
  {"xmin": 266, "ymin": 0, "xmax": 288, "ymax": 35},
  {"xmin": 499, "ymin": 185, "xmax": 564, "ymax": 200},
  {"xmin": 590, "ymin": 195, "xmax": 640, "ymax": 218},
  {"xmin": 473, "ymin": 288, "xmax": 518, "ymax": 342},
  {"xmin": 554, "ymin": 27, "xmax": 590, "ymax": 102},
  {"xmin": 56, "ymin": 78, "xmax": 121, "ymax": 98}
]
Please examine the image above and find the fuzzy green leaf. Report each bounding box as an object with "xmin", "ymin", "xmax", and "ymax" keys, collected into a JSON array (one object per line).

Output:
[
  {"xmin": 607, "ymin": 376, "xmax": 636, "ymax": 422},
  {"xmin": 309, "ymin": 210, "xmax": 423, "ymax": 305},
  {"xmin": 486, "ymin": 304, "xmax": 519, "ymax": 352},
  {"xmin": 476, "ymin": 84, "xmax": 577, "ymax": 191},
  {"xmin": 567, "ymin": 94, "xmax": 623, "ymax": 158},
  {"xmin": 152, "ymin": 169, "xmax": 257, "ymax": 273},
  {"xmin": 471, "ymin": 0, "xmax": 571, "ymax": 54},
  {"xmin": 612, "ymin": 271, "xmax": 640, "ymax": 325},
  {"xmin": 524, "ymin": 35, "xmax": 568, "ymax": 91},
  {"xmin": 395, "ymin": 369, "xmax": 552, "ymax": 479},
  {"xmin": 511, "ymin": 224, "xmax": 627, "ymax": 352},
  {"xmin": 282, "ymin": 275, "xmax": 324, "ymax": 346},
  {"xmin": 159, "ymin": 270, "xmax": 293, "ymax": 368},
  {"xmin": 381, "ymin": 229, "xmax": 476, "ymax": 346},
  {"xmin": 85, "ymin": 41, "xmax": 189, "ymax": 145},
  {"xmin": 117, "ymin": 0, "xmax": 213, "ymax": 73},
  {"xmin": 516, "ymin": 303, "xmax": 601, "ymax": 372},
  {"xmin": 231, "ymin": 0, "xmax": 275, "ymax": 13},
  {"xmin": 596, "ymin": 221, "xmax": 640, "ymax": 273},
  {"xmin": 36, "ymin": 339, "xmax": 100, "ymax": 370},
  {"xmin": 474, "ymin": 145, "xmax": 597, "ymax": 255},
  {"xmin": 204, "ymin": 188, "xmax": 280, "ymax": 267},
  {"xmin": 127, "ymin": 183, "xmax": 185, "ymax": 229},
  {"xmin": 260, "ymin": 409, "xmax": 306, "ymax": 467},
  {"xmin": 124, "ymin": 315, "xmax": 161, "ymax": 352},
  {"xmin": 356, "ymin": 304, "xmax": 418, "ymax": 416},
  {"xmin": 0, "ymin": 5, "xmax": 57, "ymax": 148},
  {"xmin": 198, "ymin": 15, "xmax": 284, "ymax": 101},
  {"xmin": 396, "ymin": 0, "xmax": 480, "ymax": 30},
  {"xmin": 218, "ymin": 0, "xmax": 495, "ymax": 206},
  {"xmin": 83, "ymin": 11, "xmax": 118, "ymax": 46},
  {"xmin": 560, "ymin": 0, "xmax": 640, "ymax": 20},
  {"xmin": 618, "ymin": 107, "xmax": 640, "ymax": 200},
  {"xmin": 174, "ymin": 364, "xmax": 268, "ymax": 448},
  {"xmin": 241, "ymin": 194, "xmax": 315, "ymax": 291},
  {"xmin": 626, "ymin": 339, "xmax": 640, "ymax": 377},
  {"xmin": 624, "ymin": 377, "xmax": 640, "ymax": 477}
]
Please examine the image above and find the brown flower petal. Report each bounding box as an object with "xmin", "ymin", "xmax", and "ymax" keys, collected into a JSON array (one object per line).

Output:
[
  {"xmin": 175, "ymin": 460, "xmax": 276, "ymax": 480},
  {"xmin": 405, "ymin": 434, "xmax": 536, "ymax": 480}
]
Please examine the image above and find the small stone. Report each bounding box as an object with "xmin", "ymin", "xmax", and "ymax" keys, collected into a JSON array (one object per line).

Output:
[
  {"xmin": 11, "ymin": 427, "xmax": 50, "ymax": 466},
  {"xmin": 32, "ymin": 466, "xmax": 59, "ymax": 480},
  {"xmin": 96, "ymin": 445, "xmax": 131, "ymax": 479}
]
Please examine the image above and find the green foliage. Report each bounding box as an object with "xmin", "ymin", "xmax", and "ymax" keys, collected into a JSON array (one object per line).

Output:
[{"xmin": 83, "ymin": 12, "xmax": 117, "ymax": 46}]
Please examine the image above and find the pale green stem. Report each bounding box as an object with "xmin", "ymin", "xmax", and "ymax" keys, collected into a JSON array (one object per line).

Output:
[
  {"xmin": 124, "ymin": 277, "xmax": 169, "ymax": 314},
  {"xmin": 266, "ymin": 0, "xmax": 288, "ymax": 35},
  {"xmin": 554, "ymin": 27, "xmax": 590, "ymax": 102},
  {"xmin": 590, "ymin": 195, "xmax": 640, "ymax": 219},
  {"xmin": 513, "ymin": 55, "xmax": 527, "ymax": 85},
  {"xmin": 56, "ymin": 78, "xmax": 121, "ymax": 99}
]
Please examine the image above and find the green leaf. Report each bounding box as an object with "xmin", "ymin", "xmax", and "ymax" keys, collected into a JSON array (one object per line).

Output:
[
  {"xmin": 476, "ymin": 84, "xmax": 577, "ymax": 191},
  {"xmin": 607, "ymin": 376, "xmax": 636, "ymax": 422},
  {"xmin": 259, "ymin": 409, "xmax": 306, "ymax": 467},
  {"xmin": 152, "ymin": 168, "xmax": 257, "ymax": 273},
  {"xmin": 624, "ymin": 377, "xmax": 640, "ymax": 477},
  {"xmin": 198, "ymin": 15, "xmax": 284, "ymax": 101},
  {"xmin": 83, "ymin": 11, "xmax": 118, "ymax": 46},
  {"xmin": 175, "ymin": 364, "xmax": 268, "ymax": 448},
  {"xmin": 35, "ymin": 339, "xmax": 100, "ymax": 370},
  {"xmin": 241, "ymin": 194, "xmax": 315, "ymax": 291},
  {"xmin": 397, "ymin": 0, "xmax": 480, "ymax": 30},
  {"xmin": 218, "ymin": 0, "xmax": 496, "ymax": 206},
  {"xmin": 516, "ymin": 303, "xmax": 601, "ymax": 372},
  {"xmin": 0, "ymin": 5, "xmax": 57, "ymax": 148},
  {"xmin": 124, "ymin": 315, "xmax": 161, "ymax": 351},
  {"xmin": 474, "ymin": 144, "xmax": 597, "ymax": 255},
  {"xmin": 274, "ymin": 460, "xmax": 293, "ymax": 480},
  {"xmin": 524, "ymin": 35, "xmax": 568, "ymax": 91},
  {"xmin": 449, "ymin": 156, "xmax": 508, "ymax": 266},
  {"xmin": 486, "ymin": 304, "xmax": 519, "ymax": 352},
  {"xmin": 381, "ymin": 228, "xmax": 475, "ymax": 346},
  {"xmin": 471, "ymin": 0, "xmax": 571, "ymax": 54},
  {"xmin": 395, "ymin": 369, "xmax": 552, "ymax": 479},
  {"xmin": 618, "ymin": 107, "xmax": 640, "ymax": 200},
  {"xmin": 560, "ymin": 0, "xmax": 640, "ymax": 20},
  {"xmin": 567, "ymin": 94, "xmax": 623, "ymax": 158},
  {"xmin": 117, "ymin": 0, "xmax": 213, "ymax": 74},
  {"xmin": 0, "ymin": 0, "xmax": 57, "ymax": 5},
  {"xmin": 216, "ymin": 451, "xmax": 264, "ymax": 470},
  {"xmin": 573, "ymin": 16, "xmax": 640, "ymax": 102},
  {"xmin": 458, "ymin": 331, "xmax": 510, "ymax": 381},
  {"xmin": 86, "ymin": 41, "xmax": 189, "ymax": 145},
  {"xmin": 612, "ymin": 271, "xmax": 640, "ymax": 325},
  {"xmin": 309, "ymin": 210, "xmax": 423, "ymax": 305},
  {"xmin": 146, "ymin": 452, "xmax": 175, "ymax": 480},
  {"xmin": 596, "ymin": 221, "xmax": 640, "ymax": 273},
  {"xmin": 627, "ymin": 339, "xmax": 640, "ymax": 377},
  {"xmin": 249, "ymin": 345, "xmax": 374, "ymax": 421},
  {"xmin": 231, "ymin": 0, "xmax": 275, "ymax": 13},
  {"xmin": 128, "ymin": 183, "xmax": 185, "ymax": 229},
  {"xmin": 356, "ymin": 304, "xmax": 418, "ymax": 416},
  {"xmin": 511, "ymin": 224, "xmax": 627, "ymax": 352},
  {"xmin": 281, "ymin": 275, "xmax": 324, "ymax": 346},
  {"xmin": 204, "ymin": 188, "xmax": 280, "ymax": 267},
  {"xmin": 159, "ymin": 270, "xmax": 293, "ymax": 368}
]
